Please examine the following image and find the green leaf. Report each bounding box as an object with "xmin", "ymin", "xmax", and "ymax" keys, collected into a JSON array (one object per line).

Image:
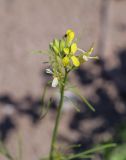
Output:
[
  {"xmin": 40, "ymin": 98, "xmax": 52, "ymax": 119},
  {"xmin": 65, "ymin": 84, "xmax": 77, "ymax": 90},
  {"xmin": 64, "ymin": 96, "xmax": 80, "ymax": 112},
  {"xmin": 67, "ymin": 154, "xmax": 93, "ymax": 160},
  {"xmin": 79, "ymin": 143, "xmax": 116, "ymax": 155},
  {"xmin": 67, "ymin": 143, "xmax": 116, "ymax": 160},
  {"xmin": 70, "ymin": 88, "xmax": 95, "ymax": 112},
  {"xmin": 39, "ymin": 82, "xmax": 53, "ymax": 119},
  {"xmin": 62, "ymin": 144, "xmax": 82, "ymax": 151},
  {"xmin": 0, "ymin": 142, "xmax": 14, "ymax": 160},
  {"xmin": 108, "ymin": 144, "xmax": 126, "ymax": 160}
]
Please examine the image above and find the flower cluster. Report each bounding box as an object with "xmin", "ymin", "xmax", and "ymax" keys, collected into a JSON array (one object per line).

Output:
[{"xmin": 46, "ymin": 29, "xmax": 98, "ymax": 88}]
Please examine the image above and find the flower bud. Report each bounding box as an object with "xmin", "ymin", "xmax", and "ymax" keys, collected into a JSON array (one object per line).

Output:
[
  {"xmin": 62, "ymin": 56, "xmax": 69, "ymax": 67},
  {"xmin": 59, "ymin": 39, "xmax": 65, "ymax": 52},
  {"xmin": 71, "ymin": 43, "xmax": 77, "ymax": 54},
  {"xmin": 71, "ymin": 56, "xmax": 80, "ymax": 67},
  {"xmin": 52, "ymin": 77, "xmax": 58, "ymax": 87},
  {"xmin": 53, "ymin": 39, "xmax": 59, "ymax": 49},
  {"xmin": 63, "ymin": 48, "xmax": 70, "ymax": 55},
  {"xmin": 66, "ymin": 29, "xmax": 75, "ymax": 45}
]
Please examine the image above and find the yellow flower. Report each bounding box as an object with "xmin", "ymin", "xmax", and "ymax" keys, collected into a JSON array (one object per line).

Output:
[
  {"xmin": 66, "ymin": 29, "xmax": 75, "ymax": 45},
  {"xmin": 62, "ymin": 55, "xmax": 80, "ymax": 67},
  {"xmin": 71, "ymin": 43, "xmax": 77, "ymax": 54},
  {"xmin": 47, "ymin": 29, "xmax": 99, "ymax": 89},
  {"xmin": 63, "ymin": 48, "xmax": 70, "ymax": 55},
  {"xmin": 66, "ymin": 29, "xmax": 73, "ymax": 35},
  {"xmin": 62, "ymin": 56, "xmax": 69, "ymax": 66},
  {"xmin": 62, "ymin": 37, "xmax": 79, "ymax": 67},
  {"xmin": 71, "ymin": 56, "xmax": 80, "ymax": 67},
  {"xmin": 62, "ymin": 54, "xmax": 80, "ymax": 67}
]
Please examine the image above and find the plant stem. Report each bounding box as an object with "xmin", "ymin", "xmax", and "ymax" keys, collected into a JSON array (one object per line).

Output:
[{"xmin": 49, "ymin": 71, "xmax": 67, "ymax": 160}]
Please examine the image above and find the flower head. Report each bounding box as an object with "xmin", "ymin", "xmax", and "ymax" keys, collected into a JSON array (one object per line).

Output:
[{"xmin": 46, "ymin": 29, "xmax": 98, "ymax": 88}]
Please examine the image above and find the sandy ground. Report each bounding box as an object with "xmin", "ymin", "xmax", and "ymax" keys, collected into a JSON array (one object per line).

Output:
[{"xmin": 0, "ymin": 0, "xmax": 126, "ymax": 159}]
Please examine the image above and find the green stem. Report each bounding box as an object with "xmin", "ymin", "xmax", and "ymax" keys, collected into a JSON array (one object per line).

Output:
[{"xmin": 49, "ymin": 71, "xmax": 68, "ymax": 160}]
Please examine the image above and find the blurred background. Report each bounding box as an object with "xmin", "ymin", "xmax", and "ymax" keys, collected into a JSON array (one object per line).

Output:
[{"xmin": 0, "ymin": 0, "xmax": 126, "ymax": 159}]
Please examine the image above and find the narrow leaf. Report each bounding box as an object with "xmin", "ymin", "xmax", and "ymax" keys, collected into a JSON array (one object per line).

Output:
[
  {"xmin": 68, "ymin": 143, "xmax": 116, "ymax": 160},
  {"xmin": 40, "ymin": 98, "xmax": 52, "ymax": 119},
  {"xmin": 80, "ymin": 143, "xmax": 116, "ymax": 155},
  {"xmin": 39, "ymin": 83, "xmax": 52, "ymax": 119},
  {"xmin": 64, "ymin": 96, "xmax": 80, "ymax": 112},
  {"xmin": 0, "ymin": 142, "xmax": 14, "ymax": 160},
  {"xmin": 67, "ymin": 154, "xmax": 93, "ymax": 160},
  {"xmin": 70, "ymin": 88, "xmax": 95, "ymax": 112}
]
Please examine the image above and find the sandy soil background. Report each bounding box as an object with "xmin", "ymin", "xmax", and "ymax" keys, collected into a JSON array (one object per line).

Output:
[{"xmin": 0, "ymin": 0, "xmax": 126, "ymax": 159}]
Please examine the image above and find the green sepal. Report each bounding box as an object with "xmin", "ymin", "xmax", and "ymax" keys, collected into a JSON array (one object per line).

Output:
[
  {"xmin": 84, "ymin": 45, "xmax": 94, "ymax": 56},
  {"xmin": 53, "ymin": 39, "xmax": 60, "ymax": 50},
  {"xmin": 50, "ymin": 42, "xmax": 59, "ymax": 54},
  {"xmin": 52, "ymin": 45, "xmax": 59, "ymax": 54},
  {"xmin": 59, "ymin": 39, "xmax": 65, "ymax": 52}
]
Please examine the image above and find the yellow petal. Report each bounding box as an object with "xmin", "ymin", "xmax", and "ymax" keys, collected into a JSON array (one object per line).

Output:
[
  {"xmin": 63, "ymin": 48, "xmax": 70, "ymax": 55},
  {"xmin": 66, "ymin": 29, "xmax": 73, "ymax": 35},
  {"xmin": 62, "ymin": 56, "xmax": 69, "ymax": 66},
  {"xmin": 67, "ymin": 31, "xmax": 75, "ymax": 43},
  {"xmin": 71, "ymin": 56, "xmax": 80, "ymax": 67},
  {"xmin": 71, "ymin": 43, "xmax": 77, "ymax": 54},
  {"xmin": 66, "ymin": 29, "xmax": 75, "ymax": 44}
]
